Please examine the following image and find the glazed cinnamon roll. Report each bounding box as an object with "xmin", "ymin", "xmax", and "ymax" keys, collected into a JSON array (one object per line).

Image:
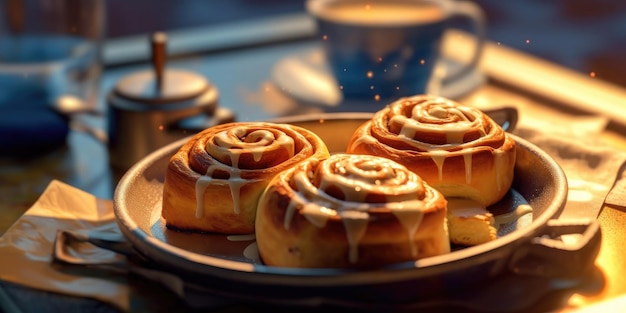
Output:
[
  {"xmin": 162, "ymin": 122, "xmax": 329, "ymax": 234},
  {"xmin": 255, "ymin": 153, "xmax": 449, "ymax": 269},
  {"xmin": 346, "ymin": 95, "xmax": 516, "ymax": 207}
]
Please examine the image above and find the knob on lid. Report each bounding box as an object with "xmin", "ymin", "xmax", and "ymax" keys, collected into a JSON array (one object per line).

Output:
[{"xmin": 113, "ymin": 32, "xmax": 210, "ymax": 104}]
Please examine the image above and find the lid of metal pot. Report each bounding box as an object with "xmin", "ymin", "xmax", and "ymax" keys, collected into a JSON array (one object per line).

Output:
[
  {"xmin": 114, "ymin": 70, "xmax": 211, "ymax": 104},
  {"xmin": 111, "ymin": 32, "xmax": 215, "ymax": 105}
]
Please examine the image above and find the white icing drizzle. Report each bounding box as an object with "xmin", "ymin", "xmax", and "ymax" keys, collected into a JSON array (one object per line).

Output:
[
  {"xmin": 463, "ymin": 150, "xmax": 473, "ymax": 184},
  {"xmin": 283, "ymin": 154, "xmax": 434, "ymax": 264},
  {"xmin": 301, "ymin": 203, "xmax": 332, "ymax": 228},
  {"xmin": 243, "ymin": 242, "xmax": 259, "ymax": 261},
  {"xmin": 493, "ymin": 204, "xmax": 533, "ymax": 227},
  {"xmin": 195, "ymin": 153, "xmax": 248, "ymax": 217},
  {"xmin": 445, "ymin": 123, "xmax": 471, "ymax": 144},
  {"xmin": 389, "ymin": 201, "xmax": 426, "ymax": 257},
  {"xmin": 228, "ymin": 151, "xmax": 243, "ymax": 213},
  {"xmin": 227, "ymin": 231, "xmax": 258, "ymax": 261},
  {"xmin": 352, "ymin": 97, "xmax": 512, "ymax": 190},
  {"xmin": 386, "ymin": 99, "xmax": 486, "ymax": 150},
  {"xmin": 394, "ymin": 115, "xmax": 417, "ymax": 139},
  {"xmin": 429, "ymin": 150, "xmax": 447, "ymax": 181},
  {"xmin": 353, "ymin": 133, "xmax": 378, "ymax": 148},
  {"xmin": 195, "ymin": 165, "xmax": 229, "ymax": 218},
  {"xmin": 194, "ymin": 125, "xmax": 296, "ymax": 218},
  {"xmin": 340, "ymin": 210, "xmax": 369, "ymax": 264},
  {"xmin": 447, "ymin": 198, "xmax": 489, "ymax": 217}
]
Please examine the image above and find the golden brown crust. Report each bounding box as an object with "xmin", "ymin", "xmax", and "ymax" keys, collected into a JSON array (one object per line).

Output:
[
  {"xmin": 162, "ymin": 122, "xmax": 329, "ymax": 234},
  {"xmin": 346, "ymin": 95, "xmax": 516, "ymax": 207},
  {"xmin": 255, "ymin": 153, "xmax": 450, "ymax": 269}
]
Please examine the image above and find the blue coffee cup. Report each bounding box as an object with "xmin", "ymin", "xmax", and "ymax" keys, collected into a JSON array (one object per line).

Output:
[{"xmin": 306, "ymin": 0, "xmax": 486, "ymax": 102}]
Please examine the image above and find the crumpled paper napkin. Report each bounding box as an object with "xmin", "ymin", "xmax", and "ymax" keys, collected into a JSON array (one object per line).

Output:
[
  {"xmin": 0, "ymin": 180, "xmax": 184, "ymax": 312},
  {"xmin": 512, "ymin": 114, "xmax": 626, "ymax": 219}
]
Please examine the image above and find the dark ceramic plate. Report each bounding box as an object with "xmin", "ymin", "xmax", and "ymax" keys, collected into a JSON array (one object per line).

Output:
[{"xmin": 113, "ymin": 113, "xmax": 597, "ymax": 306}]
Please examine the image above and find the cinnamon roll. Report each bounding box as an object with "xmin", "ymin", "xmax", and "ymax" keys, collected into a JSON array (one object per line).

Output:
[
  {"xmin": 346, "ymin": 95, "xmax": 516, "ymax": 207},
  {"xmin": 162, "ymin": 122, "xmax": 330, "ymax": 234},
  {"xmin": 255, "ymin": 153, "xmax": 449, "ymax": 269}
]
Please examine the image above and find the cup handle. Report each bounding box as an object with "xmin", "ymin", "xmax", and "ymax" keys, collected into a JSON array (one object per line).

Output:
[{"xmin": 442, "ymin": 0, "xmax": 487, "ymax": 84}]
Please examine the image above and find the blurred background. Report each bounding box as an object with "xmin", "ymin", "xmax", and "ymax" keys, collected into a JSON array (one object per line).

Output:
[{"xmin": 105, "ymin": 0, "xmax": 626, "ymax": 88}]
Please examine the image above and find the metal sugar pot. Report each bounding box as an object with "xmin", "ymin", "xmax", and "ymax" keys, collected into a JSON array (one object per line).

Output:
[{"xmin": 108, "ymin": 32, "xmax": 234, "ymax": 171}]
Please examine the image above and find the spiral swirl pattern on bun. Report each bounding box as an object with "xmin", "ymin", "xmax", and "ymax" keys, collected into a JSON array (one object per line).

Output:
[
  {"xmin": 162, "ymin": 122, "xmax": 329, "ymax": 234},
  {"xmin": 255, "ymin": 153, "xmax": 449, "ymax": 269},
  {"xmin": 346, "ymin": 95, "xmax": 516, "ymax": 207}
]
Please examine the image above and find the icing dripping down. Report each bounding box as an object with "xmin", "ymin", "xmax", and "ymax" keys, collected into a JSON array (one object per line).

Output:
[
  {"xmin": 390, "ymin": 203, "xmax": 426, "ymax": 257},
  {"xmin": 194, "ymin": 125, "xmax": 296, "ymax": 218},
  {"xmin": 195, "ymin": 161, "xmax": 248, "ymax": 217},
  {"xmin": 463, "ymin": 151, "xmax": 473, "ymax": 184},
  {"xmin": 282, "ymin": 154, "xmax": 435, "ymax": 264},
  {"xmin": 195, "ymin": 126, "xmax": 295, "ymax": 218},
  {"xmin": 429, "ymin": 150, "xmax": 447, "ymax": 181},
  {"xmin": 340, "ymin": 210, "xmax": 369, "ymax": 264}
]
